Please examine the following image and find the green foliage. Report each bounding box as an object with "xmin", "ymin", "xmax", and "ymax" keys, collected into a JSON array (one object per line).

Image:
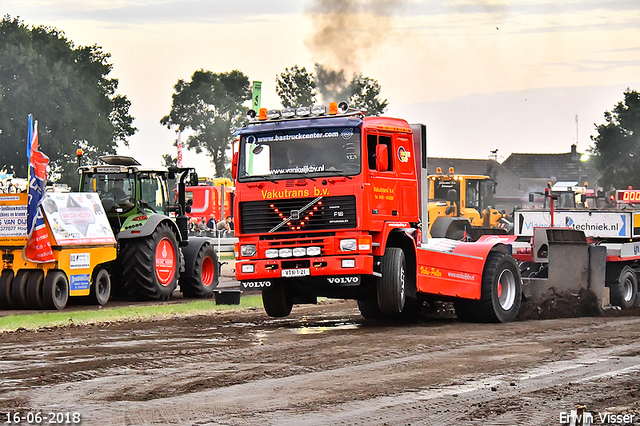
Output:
[
  {"xmin": 162, "ymin": 153, "xmax": 177, "ymax": 168},
  {"xmin": 161, "ymin": 69, "xmax": 251, "ymax": 178},
  {"xmin": 276, "ymin": 63, "xmax": 388, "ymax": 116},
  {"xmin": 0, "ymin": 15, "xmax": 136, "ymax": 185},
  {"xmin": 348, "ymin": 73, "xmax": 388, "ymax": 116},
  {"xmin": 590, "ymin": 89, "xmax": 640, "ymax": 190},
  {"xmin": 276, "ymin": 65, "xmax": 317, "ymax": 108}
]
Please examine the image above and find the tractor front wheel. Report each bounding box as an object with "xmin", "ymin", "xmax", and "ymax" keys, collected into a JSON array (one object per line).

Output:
[{"xmin": 180, "ymin": 243, "xmax": 219, "ymax": 298}]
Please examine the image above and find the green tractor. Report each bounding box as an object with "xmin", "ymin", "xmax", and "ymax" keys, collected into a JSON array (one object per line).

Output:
[{"xmin": 78, "ymin": 155, "xmax": 219, "ymax": 300}]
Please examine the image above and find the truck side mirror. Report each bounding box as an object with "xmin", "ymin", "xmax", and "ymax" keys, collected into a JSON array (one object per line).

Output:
[
  {"xmin": 446, "ymin": 188, "xmax": 458, "ymax": 203},
  {"xmin": 529, "ymin": 192, "xmax": 535, "ymax": 203},
  {"xmin": 376, "ymin": 144, "xmax": 389, "ymax": 172},
  {"xmin": 232, "ymin": 151, "xmax": 239, "ymax": 180}
]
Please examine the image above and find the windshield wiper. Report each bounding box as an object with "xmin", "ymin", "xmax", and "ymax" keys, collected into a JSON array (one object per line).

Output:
[
  {"xmin": 242, "ymin": 175, "xmax": 280, "ymax": 183},
  {"xmin": 279, "ymin": 173, "xmax": 317, "ymax": 181},
  {"xmin": 312, "ymin": 170, "xmax": 353, "ymax": 180}
]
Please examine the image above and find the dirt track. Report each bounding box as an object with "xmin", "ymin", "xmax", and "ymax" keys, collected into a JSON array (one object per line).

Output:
[{"xmin": 1, "ymin": 299, "xmax": 640, "ymax": 426}]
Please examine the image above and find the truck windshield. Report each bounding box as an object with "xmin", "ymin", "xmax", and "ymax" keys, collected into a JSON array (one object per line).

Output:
[{"xmin": 237, "ymin": 127, "xmax": 361, "ymax": 181}]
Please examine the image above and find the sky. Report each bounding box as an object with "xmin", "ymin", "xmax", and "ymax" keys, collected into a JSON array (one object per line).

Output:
[{"xmin": 5, "ymin": 0, "xmax": 640, "ymax": 175}]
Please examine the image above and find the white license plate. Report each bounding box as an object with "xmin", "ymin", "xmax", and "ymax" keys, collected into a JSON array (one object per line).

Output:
[{"xmin": 281, "ymin": 268, "xmax": 310, "ymax": 278}]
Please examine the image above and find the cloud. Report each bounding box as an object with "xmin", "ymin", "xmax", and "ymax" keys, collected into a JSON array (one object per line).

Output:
[{"xmin": 6, "ymin": 0, "xmax": 306, "ymax": 25}]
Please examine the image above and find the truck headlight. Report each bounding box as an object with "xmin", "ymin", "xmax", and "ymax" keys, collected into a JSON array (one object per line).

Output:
[
  {"xmin": 240, "ymin": 244, "xmax": 257, "ymax": 257},
  {"xmin": 340, "ymin": 239, "xmax": 357, "ymax": 252},
  {"xmin": 279, "ymin": 248, "xmax": 293, "ymax": 258},
  {"xmin": 241, "ymin": 263, "xmax": 255, "ymax": 273},
  {"xmin": 306, "ymin": 246, "xmax": 321, "ymax": 256},
  {"xmin": 292, "ymin": 247, "xmax": 306, "ymax": 257},
  {"xmin": 265, "ymin": 249, "xmax": 279, "ymax": 258}
]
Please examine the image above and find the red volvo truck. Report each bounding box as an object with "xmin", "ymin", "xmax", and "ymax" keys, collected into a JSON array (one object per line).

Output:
[{"xmin": 231, "ymin": 102, "xmax": 530, "ymax": 322}]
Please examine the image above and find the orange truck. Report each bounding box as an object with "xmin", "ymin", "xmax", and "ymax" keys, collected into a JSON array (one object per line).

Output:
[{"xmin": 231, "ymin": 103, "xmax": 633, "ymax": 321}]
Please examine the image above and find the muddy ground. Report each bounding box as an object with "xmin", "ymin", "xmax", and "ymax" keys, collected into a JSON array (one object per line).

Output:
[{"xmin": 1, "ymin": 297, "xmax": 640, "ymax": 426}]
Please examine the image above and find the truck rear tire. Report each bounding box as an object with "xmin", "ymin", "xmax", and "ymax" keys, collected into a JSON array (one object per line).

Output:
[
  {"xmin": 89, "ymin": 268, "xmax": 111, "ymax": 306},
  {"xmin": 11, "ymin": 270, "xmax": 31, "ymax": 309},
  {"xmin": 262, "ymin": 281, "xmax": 293, "ymax": 317},
  {"xmin": 610, "ymin": 266, "xmax": 637, "ymax": 309},
  {"xmin": 0, "ymin": 270, "xmax": 14, "ymax": 309},
  {"xmin": 42, "ymin": 271, "xmax": 69, "ymax": 310},
  {"xmin": 377, "ymin": 248, "xmax": 406, "ymax": 314},
  {"xmin": 120, "ymin": 222, "xmax": 179, "ymax": 300},
  {"xmin": 455, "ymin": 251, "xmax": 521, "ymax": 323},
  {"xmin": 26, "ymin": 270, "xmax": 45, "ymax": 309},
  {"xmin": 180, "ymin": 243, "xmax": 219, "ymax": 298}
]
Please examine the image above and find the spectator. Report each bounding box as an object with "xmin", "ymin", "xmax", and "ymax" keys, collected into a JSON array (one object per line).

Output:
[
  {"xmin": 206, "ymin": 214, "xmax": 216, "ymax": 230},
  {"xmin": 188, "ymin": 217, "xmax": 198, "ymax": 234},
  {"xmin": 197, "ymin": 217, "xmax": 207, "ymax": 234},
  {"xmin": 217, "ymin": 216, "xmax": 233, "ymax": 237}
]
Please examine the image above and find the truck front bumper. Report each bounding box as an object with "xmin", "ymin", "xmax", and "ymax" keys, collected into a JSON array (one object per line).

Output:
[{"xmin": 236, "ymin": 254, "xmax": 374, "ymax": 290}]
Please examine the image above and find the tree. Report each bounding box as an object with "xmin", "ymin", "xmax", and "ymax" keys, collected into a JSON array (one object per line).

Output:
[
  {"xmin": 0, "ymin": 15, "xmax": 136, "ymax": 184},
  {"xmin": 314, "ymin": 64, "xmax": 349, "ymax": 105},
  {"xmin": 275, "ymin": 65, "xmax": 316, "ymax": 108},
  {"xmin": 162, "ymin": 154, "xmax": 177, "ymax": 168},
  {"xmin": 161, "ymin": 70, "xmax": 251, "ymax": 177},
  {"xmin": 276, "ymin": 63, "xmax": 388, "ymax": 116},
  {"xmin": 590, "ymin": 89, "xmax": 640, "ymax": 190},
  {"xmin": 347, "ymin": 73, "xmax": 388, "ymax": 116}
]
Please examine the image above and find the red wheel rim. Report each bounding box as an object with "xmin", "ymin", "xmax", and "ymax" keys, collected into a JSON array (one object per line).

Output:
[
  {"xmin": 155, "ymin": 238, "xmax": 176, "ymax": 286},
  {"xmin": 201, "ymin": 256, "xmax": 215, "ymax": 287}
]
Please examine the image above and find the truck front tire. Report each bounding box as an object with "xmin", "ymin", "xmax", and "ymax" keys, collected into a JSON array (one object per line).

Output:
[
  {"xmin": 262, "ymin": 280, "xmax": 293, "ymax": 317},
  {"xmin": 377, "ymin": 248, "xmax": 406, "ymax": 315}
]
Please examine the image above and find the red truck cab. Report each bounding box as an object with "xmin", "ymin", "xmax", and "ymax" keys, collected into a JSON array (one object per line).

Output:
[{"xmin": 232, "ymin": 104, "xmax": 423, "ymax": 315}]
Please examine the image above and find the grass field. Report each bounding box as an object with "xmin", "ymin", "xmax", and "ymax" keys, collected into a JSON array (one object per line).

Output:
[{"xmin": 0, "ymin": 294, "xmax": 263, "ymax": 333}]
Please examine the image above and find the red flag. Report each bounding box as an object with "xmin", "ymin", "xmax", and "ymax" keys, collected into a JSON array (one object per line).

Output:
[
  {"xmin": 177, "ymin": 127, "xmax": 183, "ymax": 168},
  {"xmin": 23, "ymin": 120, "xmax": 54, "ymax": 263}
]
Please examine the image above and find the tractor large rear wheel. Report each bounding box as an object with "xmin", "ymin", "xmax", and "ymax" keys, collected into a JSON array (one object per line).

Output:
[{"xmin": 120, "ymin": 222, "xmax": 179, "ymax": 300}]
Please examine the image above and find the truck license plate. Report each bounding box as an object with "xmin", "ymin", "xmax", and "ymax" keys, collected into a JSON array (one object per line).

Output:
[{"xmin": 281, "ymin": 268, "xmax": 310, "ymax": 278}]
